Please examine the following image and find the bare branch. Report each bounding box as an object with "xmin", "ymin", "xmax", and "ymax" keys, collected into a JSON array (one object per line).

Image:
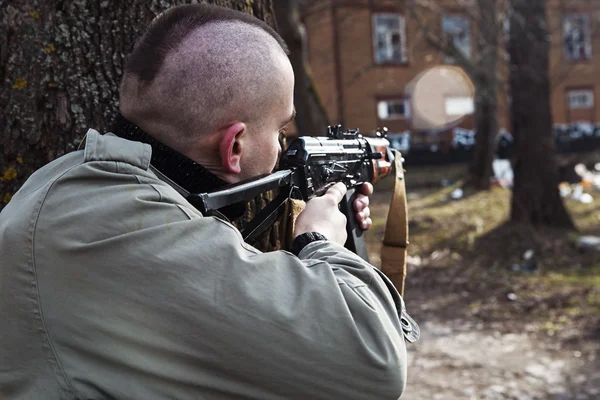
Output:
[{"xmin": 408, "ymin": 1, "xmax": 481, "ymax": 79}]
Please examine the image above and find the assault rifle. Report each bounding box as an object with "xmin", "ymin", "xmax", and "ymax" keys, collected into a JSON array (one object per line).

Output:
[{"xmin": 186, "ymin": 125, "xmax": 399, "ymax": 262}]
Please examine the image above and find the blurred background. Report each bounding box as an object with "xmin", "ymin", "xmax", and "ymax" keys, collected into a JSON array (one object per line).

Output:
[
  {"xmin": 295, "ymin": 1, "xmax": 600, "ymax": 399},
  {"xmin": 1, "ymin": 0, "xmax": 599, "ymax": 399}
]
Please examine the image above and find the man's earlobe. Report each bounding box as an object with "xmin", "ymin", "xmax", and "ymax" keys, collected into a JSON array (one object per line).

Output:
[{"xmin": 219, "ymin": 122, "xmax": 245, "ymax": 174}]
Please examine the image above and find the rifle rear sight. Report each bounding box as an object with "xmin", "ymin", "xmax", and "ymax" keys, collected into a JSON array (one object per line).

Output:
[{"xmin": 326, "ymin": 125, "xmax": 389, "ymax": 140}]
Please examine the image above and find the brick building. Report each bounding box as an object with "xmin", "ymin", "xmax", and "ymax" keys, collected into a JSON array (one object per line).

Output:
[{"xmin": 300, "ymin": 0, "xmax": 600, "ymax": 152}]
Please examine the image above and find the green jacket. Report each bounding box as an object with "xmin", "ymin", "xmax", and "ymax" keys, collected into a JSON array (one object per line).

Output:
[{"xmin": 0, "ymin": 130, "xmax": 415, "ymax": 399}]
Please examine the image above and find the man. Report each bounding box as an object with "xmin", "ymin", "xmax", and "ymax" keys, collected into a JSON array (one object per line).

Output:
[{"xmin": 0, "ymin": 4, "xmax": 418, "ymax": 399}]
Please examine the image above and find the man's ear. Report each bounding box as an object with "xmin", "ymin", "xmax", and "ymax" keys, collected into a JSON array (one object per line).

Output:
[{"xmin": 219, "ymin": 122, "xmax": 246, "ymax": 175}]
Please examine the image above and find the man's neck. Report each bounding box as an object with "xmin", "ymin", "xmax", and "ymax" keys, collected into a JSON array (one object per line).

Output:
[{"xmin": 111, "ymin": 113, "xmax": 246, "ymax": 220}]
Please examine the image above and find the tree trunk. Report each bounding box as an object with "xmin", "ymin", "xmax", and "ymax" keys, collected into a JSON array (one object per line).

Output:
[
  {"xmin": 470, "ymin": 0, "xmax": 499, "ymax": 190},
  {"xmin": 470, "ymin": 80, "xmax": 498, "ymax": 190},
  {"xmin": 0, "ymin": 0, "xmax": 289, "ymax": 249},
  {"xmin": 273, "ymin": 0, "xmax": 329, "ymax": 137},
  {"xmin": 508, "ymin": 0, "xmax": 575, "ymax": 228}
]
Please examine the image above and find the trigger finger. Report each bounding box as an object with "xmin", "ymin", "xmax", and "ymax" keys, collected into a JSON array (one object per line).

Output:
[{"xmin": 327, "ymin": 182, "xmax": 347, "ymax": 203}]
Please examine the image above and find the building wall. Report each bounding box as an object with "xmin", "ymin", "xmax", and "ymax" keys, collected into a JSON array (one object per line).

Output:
[
  {"xmin": 548, "ymin": 0, "xmax": 600, "ymax": 124},
  {"xmin": 302, "ymin": 0, "xmax": 600, "ymax": 146}
]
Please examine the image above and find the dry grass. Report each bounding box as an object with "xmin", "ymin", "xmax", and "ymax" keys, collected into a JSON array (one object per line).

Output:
[{"xmin": 366, "ymin": 167, "xmax": 600, "ymax": 341}]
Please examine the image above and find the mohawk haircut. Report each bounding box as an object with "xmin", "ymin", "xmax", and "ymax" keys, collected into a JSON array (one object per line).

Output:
[{"xmin": 125, "ymin": 3, "xmax": 289, "ymax": 85}]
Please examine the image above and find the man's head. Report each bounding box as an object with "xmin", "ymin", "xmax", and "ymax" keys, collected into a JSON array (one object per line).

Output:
[{"xmin": 119, "ymin": 4, "xmax": 295, "ymax": 183}]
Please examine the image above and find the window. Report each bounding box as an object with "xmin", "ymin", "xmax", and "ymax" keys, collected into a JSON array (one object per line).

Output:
[
  {"xmin": 441, "ymin": 15, "xmax": 471, "ymax": 63},
  {"xmin": 567, "ymin": 89, "xmax": 594, "ymax": 109},
  {"xmin": 387, "ymin": 132, "xmax": 411, "ymax": 152},
  {"xmin": 373, "ymin": 14, "xmax": 407, "ymax": 64},
  {"xmin": 377, "ymin": 99, "xmax": 410, "ymax": 119},
  {"xmin": 445, "ymin": 97, "xmax": 474, "ymax": 116},
  {"xmin": 563, "ymin": 14, "xmax": 592, "ymax": 62}
]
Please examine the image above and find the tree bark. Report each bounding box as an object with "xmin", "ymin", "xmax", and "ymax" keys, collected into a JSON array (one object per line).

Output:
[
  {"xmin": 0, "ymin": 0, "xmax": 289, "ymax": 249},
  {"xmin": 508, "ymin": 0, "xmax": 575, "ymax": 228},
  {"xmin": 273, "ymin": 0, "xmax": 329, "ymax": 137},
  {"xmin": 469, "ymin": 0, "xmax": 499, "ymax": 190}
]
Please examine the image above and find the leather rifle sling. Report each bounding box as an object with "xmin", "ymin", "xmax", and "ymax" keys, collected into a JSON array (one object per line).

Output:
[{"xmin": 381, "ymin": 150, "xmax": 409, "ymax": 297}]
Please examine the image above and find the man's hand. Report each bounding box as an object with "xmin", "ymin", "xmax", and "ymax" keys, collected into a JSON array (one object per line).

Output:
[
  {"xmin": 294, "ymin": 182, "xmax": 348, "ymax": 245},
  {"xmin": 354, "ymin": 182, "xmax": 373, "ymax": 231}
]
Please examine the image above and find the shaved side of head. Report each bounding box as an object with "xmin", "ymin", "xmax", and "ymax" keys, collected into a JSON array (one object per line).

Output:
[{"xmin": 119, "ymin": 4, "xmax": 290, "ymax": 153}]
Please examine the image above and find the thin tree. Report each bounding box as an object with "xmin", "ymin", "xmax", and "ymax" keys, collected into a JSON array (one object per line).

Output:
[
  {"xmin": 470, "ymin": 0, "xmax": 500, "ymax": 191},
  {"xmin": 508, "ymin": 0, "xmax": 575, "ymax": 228},
  {"xmin": 410, "ymin": 0, "xmax": 504, "ymax": 190},
  {"xmin": 273, "ymin": 0, "xmax": 329, "ymax": 137}
]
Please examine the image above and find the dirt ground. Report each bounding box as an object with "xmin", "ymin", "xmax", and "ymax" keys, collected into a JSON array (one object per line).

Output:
[
  {"xmin": 365, "ymin": 177, "xmax": 600, "ymax": 400},
  {"xmin": 401, "ymin": 279, "xmax": 600, "ymax": 400}
]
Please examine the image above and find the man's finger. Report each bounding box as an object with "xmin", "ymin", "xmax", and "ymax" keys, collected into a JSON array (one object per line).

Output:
[
  {"xmin": 354, "ymin": 194, "xmax": 369, "ymax": 211},
  {"xmin": 355, "ymin": 207, "xmax": 371, "ymax": 226},
  {"xmin": 361, "ymin": 218, "xmax": 373, "ymax": 230},
  {"xmin": 326, "ymin": 182, "xmax": 347, "ymax": 204},
  {"xmin": 359, "ymin": 207, "xmax": 370, "ymax": 220},
  {"xmin": 360, "ymin": 182, "xmax": 374, "ymax": 196}
]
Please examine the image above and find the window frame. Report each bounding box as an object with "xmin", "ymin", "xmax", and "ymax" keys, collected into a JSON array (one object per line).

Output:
[
  {"xmin": 441, "ymin": 14, "xmax": 472, "ymax": 64},
  {"xmin": 562, "ymin": 13, "xmax": 593, "ymax": 63},
  {"xmin": 372, "ymin": 13, "xmax": 408, "ymax": 65},
  {"xmin": 376, "ymin": 98, "xmax": 411, "ymax": 120},
  {"xmin": 444, "ymin": 96, "xmax": 475, "ymax": 117},
  {"xmin": 565, "ymin": 86, "xmax": 595, "ymax": 123},
  {"xmin": 567, "ymin": 88, "xmax": 594, "ymax": 110}
]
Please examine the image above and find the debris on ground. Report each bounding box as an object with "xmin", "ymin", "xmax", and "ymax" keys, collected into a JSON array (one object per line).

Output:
[
  {"xmin": 560, "ymin": 182, "xmax": 595, "ymax": 203},
  {"xmin": 492, "ymin": 159, "xmax": 514, "ymax": 188},
  {"xmin": 580, "ymin": 193, "xmax": 594, "ymax": 204},
  {"xmin": 509, "ymin": 249, "xmax": 538, "ymax": 272},
  {"xmin": 577, "ymin": 236, "xmax": 600, "ymax": 252},
  {"xmin": 450, "ymin": 188, "xmax": 464, "ymax": 200},
  {"xmin": 407, "ymin": 255, "xmax": 423, "ymax": 267}
]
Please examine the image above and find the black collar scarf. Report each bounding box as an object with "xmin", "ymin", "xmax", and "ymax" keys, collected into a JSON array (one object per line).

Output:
[{"xmin": 111, "ymin": 113, "xmax": 247, "ymax": 220}]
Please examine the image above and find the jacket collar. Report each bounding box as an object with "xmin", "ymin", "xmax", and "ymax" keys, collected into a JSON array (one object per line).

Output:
[{"xmin": 111, "ymin": 113, "xmax": 246, "ymax": 220}]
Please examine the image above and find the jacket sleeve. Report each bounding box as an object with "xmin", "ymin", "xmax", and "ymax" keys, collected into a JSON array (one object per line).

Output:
[
  {"xmin": 35, "ymin": 177, "xmax": 411, "ymax": 400},
  {"xmin": 143, "ymin": 216, "xmax": 408, "ymax": 399}
]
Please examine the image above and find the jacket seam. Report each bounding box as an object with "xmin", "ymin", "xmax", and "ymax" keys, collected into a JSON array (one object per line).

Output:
[
  {"xmin": 211, "ymin": 216, "xmax": 261, "ymax": 254},
  {"xmin": 29, "ymin": 163, "xmax": 88, "ymax": 399},
  {"xmin": 83, "ymin": 130, "xmax": 96, "ymax": 162}
]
